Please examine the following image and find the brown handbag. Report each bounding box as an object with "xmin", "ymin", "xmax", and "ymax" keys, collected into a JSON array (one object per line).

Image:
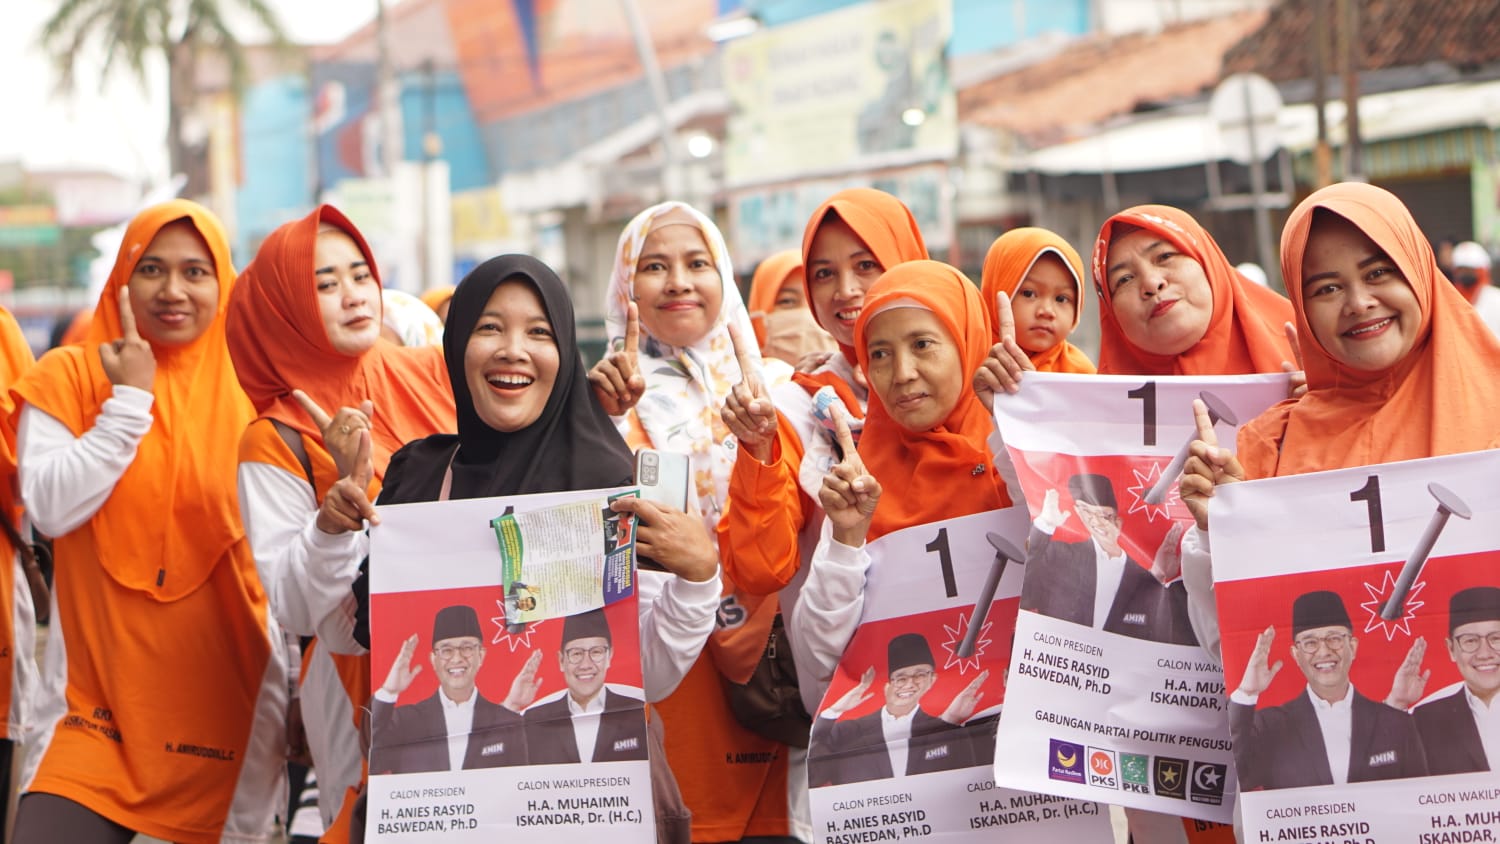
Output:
[{"xmin": 0, "ymin": 512, "xmax": 49, "ymax": 625}]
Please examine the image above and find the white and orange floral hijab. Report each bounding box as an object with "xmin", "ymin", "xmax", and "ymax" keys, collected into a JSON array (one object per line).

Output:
[{"xmin": 605, "ymin": 201, "xmax": 768, "ymax": 533}]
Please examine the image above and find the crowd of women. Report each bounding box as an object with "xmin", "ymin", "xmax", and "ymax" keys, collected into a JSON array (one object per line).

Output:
[{"xmin": 0, "ymin": 174, "xmax": 1485, "ymax": 844}]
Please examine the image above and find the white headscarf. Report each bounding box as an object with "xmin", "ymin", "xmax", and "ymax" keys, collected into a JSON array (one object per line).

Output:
[{"xmin": 606, "ymin": 201, "xmax": 762, "ymax": 532}]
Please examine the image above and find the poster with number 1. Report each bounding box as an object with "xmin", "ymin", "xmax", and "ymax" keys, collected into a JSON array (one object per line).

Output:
[
  {"xmin": 990, "ymin": 372, "xmax": 1287, "ymax": 822},
  {"xmin": 808, "ymin": 508, "xmax": 1112, "ymax": 842},
  {"xmin": 1215, "ymin": 451, "xmax": 1500, "ymax": 843}
]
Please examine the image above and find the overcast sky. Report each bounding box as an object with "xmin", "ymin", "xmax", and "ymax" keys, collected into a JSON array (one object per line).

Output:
[{"xmin": 0, "ymin": 1, "xmax": 377, "ymax": 186}]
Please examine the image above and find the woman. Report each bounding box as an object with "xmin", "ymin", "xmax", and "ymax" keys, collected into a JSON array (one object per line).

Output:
[
  {"xmin": 1181, "ymin": 182, "xmax": 1500, "ymax": 645},
  {"xmin": 589, "ymin": 201, "xmax": 807, "ymax": 843},
  {"xmin": 361, "ymin": 254, "xmax": 721, "ymax": 838},
  {"xmin": 795, "ymin": 260, "xmax": 1012, "ymax": 658},
  {"xmin": 978, "ymin": 227, "xmax": 1095, "ymax": 374},
  {"xmin": 746, "ymin": 248, "xmax": 835, "ymax": 366},
  {"xmin": 721, "ymin": 188, "xmax": 929, "ymax": 599},
  {"xmin": 0, "ymin": 305, "xmax": 38, "ymax": 833},
  {"xmin": 1093, "ymin": 205, "xmax": 1295, "ymax": 376},
  {"xmin": 11, "ymin": 200, "xmax": 285, "ymax": 843},
  {"xmin": 227, "ymin": 205, "xmax": 457, "ymax": 832}
]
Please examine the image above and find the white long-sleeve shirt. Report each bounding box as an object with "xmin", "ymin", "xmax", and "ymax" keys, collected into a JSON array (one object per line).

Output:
[
  {"xmin": 791, "ymin": 428, "xmax": 1023, "ymax": 706},
  {"xmin": 1180, "ymin": 526, "xmax": 1222, "ymax": 660},
  {"xmin": 18, "ymin": 386, "xmax": 154, "ymax": 536}
]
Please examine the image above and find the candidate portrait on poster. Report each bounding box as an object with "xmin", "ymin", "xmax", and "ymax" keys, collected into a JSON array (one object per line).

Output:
[
  {"xmin": 524, "ymin": 608, "xmax": 648, "ymax": 765},
  {"xmin": 370, "ymin": 604, "xmax": 529, "ymax": 774},
  {"xmin": 809, "ymin": 632, "xmax": 977, "ymax": 787},
  {"xmin": 1229, "ymin": 590, "xmax": 1428, "ymax": 790},
  {"xmin": 1413, "ymin": 586, "xmax": 1500, "ymax": 776},
  {"xmin": 1018, "ymin": 472, "xmax": 1196, "ymax": 646}
]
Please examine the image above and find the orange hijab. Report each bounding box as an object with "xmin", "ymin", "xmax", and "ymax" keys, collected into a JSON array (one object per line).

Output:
[
  {"xmin": 1091, "ymin": 205, "xmax": 1295, "ymax": 375},
  {"xmin": 980, "ymin": 227, "xmax": 1096, "ymax": 374},
  {"xmin": 1238, "ymin": 183, "xmax": 1500, "ymax": 478},
  {"xmin": 12, "ymin": 200, "xmax": 253, "ymax": 601},
  {"xmin": 854, "ymin": 261, "xmax": 1012, "ymax": 540},
  {"xmin": 419, "ymin": 284, "xmax": 456, "ymax": 315},
  {"xmin": 797, "ymin": 188, "xmax": 929, "ymax": 412},
  {"xmin": 746, "ymin": 249, "xmax": 803, "ymax": 348},
  {"xmin": 227, "ymin": 205, "xmax": 454, "ymax": 478}
]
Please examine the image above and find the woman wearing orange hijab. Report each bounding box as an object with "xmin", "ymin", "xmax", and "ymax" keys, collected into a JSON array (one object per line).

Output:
[
  {"xmin": 10, "ymin": 200, "xmax": 286, "ymax": 843},
  {"xmin": 791, "ymin": 260, "xmax": 1012, "ymax": 704},
  {"xmin": 720, "ymin": 188, "xmax": 928, "ymax": 597},
  {"xmin": 227, "ymin": 205, "xmax": 456, "ymax": 833},
  {"xmin": 1092, "ymin": 205, "xmax": 1295, "ymax": 376},
  {"xmin": 0, "ymin": 305, "xmax": 38, "ymax": 835},
  {"xmin": 1183, "ymin": 182, "xmax": 1500, "ymax": 508},
  {"xmin": 979, "ymin": 227, "xmax": 1096, "ymax": 374},
  {"xmin": 419, "ymin": 283, "xmax": 457, "ymax": 323},
  {"xmin": 745, "ymin": 248, "xmax": 836, "ymax": 366}
]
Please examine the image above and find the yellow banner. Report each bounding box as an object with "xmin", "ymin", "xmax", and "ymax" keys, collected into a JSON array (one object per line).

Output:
[{"xmin": 451, "ymin": 186, "xmax": 511, "ymax": 247}]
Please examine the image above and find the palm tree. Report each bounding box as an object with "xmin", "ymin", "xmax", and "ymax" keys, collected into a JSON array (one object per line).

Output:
[{"xmin": 40, "ymin": 0, "xmax": 292, "ymax": 186}]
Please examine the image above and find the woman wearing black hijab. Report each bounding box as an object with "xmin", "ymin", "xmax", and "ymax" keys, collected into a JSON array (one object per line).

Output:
[{"xmin": 369, "ymin": 254, "xmax": 722, "ymax": 691}]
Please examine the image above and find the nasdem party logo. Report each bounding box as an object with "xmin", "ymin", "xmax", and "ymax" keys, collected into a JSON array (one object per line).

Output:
[{"xmin": 1048, "ymin": 739, "xmax": 1086, "ymax": 784}]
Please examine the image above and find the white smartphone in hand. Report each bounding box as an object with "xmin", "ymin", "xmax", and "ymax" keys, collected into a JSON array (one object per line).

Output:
[
  {"xmin": 633, "ymin": 449, "xmax": 691, "ymax": 573},
  {"xmin": 634, "ymin": 448, "xmax": 691, "ymax": 512}
]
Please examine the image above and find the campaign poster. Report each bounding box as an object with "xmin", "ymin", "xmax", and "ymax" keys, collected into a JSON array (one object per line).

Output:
[
  {"xmin": 367, "ymin": 488, "xmax": 654, "ymax": 843},
  {"xmin": 1215, "ymin": 451, "xmax": 1500, "ymax": 843},
  {"xmin": 990, "ymin": 372, "xmax": 1288, "ymax": 822},
  {"xmin": 809, "ymin": 508, "xmax": 1113, "ymax": 842}
]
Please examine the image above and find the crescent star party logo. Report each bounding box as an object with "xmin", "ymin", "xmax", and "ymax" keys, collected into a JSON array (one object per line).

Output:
[{"xmin": 1057, "ymin": 748, "xmax": 1077, "ymax": 768}]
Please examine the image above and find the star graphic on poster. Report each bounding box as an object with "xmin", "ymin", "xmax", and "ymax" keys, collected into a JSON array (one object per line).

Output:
[
  {"xmin": 939, "ymin": 610, "xmax": 990, "ymax": 674},
  {"xmin": 1358, "ymin": 570, "xmax": 1426, "ymax": 640},
  {"xmin": 1124, "ymin": 461, "xmax": 1176, "ymax": 523},
  {"xmin": 489, "ymin": 598, "xmax": 537, "ymax": 652}
]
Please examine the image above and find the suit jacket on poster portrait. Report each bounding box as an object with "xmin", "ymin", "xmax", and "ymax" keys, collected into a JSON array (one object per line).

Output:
[
  {"xmin": 369, "ymin": 691, "xmax": 528, "ymax": 774},
  {"xmin": 807, "ymin": 708, "xmax": 972, "ymax": 788},
  {"xmin": 1019, "ymin": 525, "xmax": 1198, "ymax": 646},
  {"xmin": 523, "ymin": 687, "xmax": 650, "ymax": 764},
  {"xmin": 1229, "ymin": 688, "xmax": 1429, "ymax": 790},
  {"xmin": 1413, "ymin": 687, "xmax": 1491, "ymax": 776}
]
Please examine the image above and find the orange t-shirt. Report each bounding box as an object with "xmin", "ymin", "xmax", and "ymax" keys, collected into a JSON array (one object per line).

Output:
[
  {"xmin": 622, "ymin": 418, "xmax": 796, "ymax": 841},
  {"xmin": 0, "ymin": 306, "xmax": 34, "ymax": 741}
]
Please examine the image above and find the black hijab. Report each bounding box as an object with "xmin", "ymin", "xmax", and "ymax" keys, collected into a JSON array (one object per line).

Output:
[{"xmin": 378, "ymin": 255, "xmax": 634, "ymax": 503}]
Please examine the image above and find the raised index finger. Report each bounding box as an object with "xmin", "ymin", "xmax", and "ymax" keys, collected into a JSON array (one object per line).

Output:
[
  {"xmin": 727, "ymin": 323, "xmax": 759, "ymax": 389},
  {"xmin": 623, "ymin": 300, "xmax": 641, "ymax": 364},
  {"xmin": 831, "ymin": 403, "xmax": 858, "ymax": 463},
  {"xmin": 1192, "ymin": 398, "xmax": 1220, "ymax": 448},
  {"xmin": 292, "ymin": 389, "xmax": 335, "ymax": 431},
  {"xmin": 995, "ymin": 291, "xmax": 1016, "ymax": 344},
  {"xmin": 1283, "ymin": 321, "xmax": 1305, "ymax": 371},
  {"xmin": 117, "ymin": 285, "xmax": 141, "ymax": 341}
]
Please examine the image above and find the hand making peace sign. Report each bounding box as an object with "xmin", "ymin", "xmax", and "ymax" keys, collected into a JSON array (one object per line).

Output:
[
  {"xmin": 818, "ymin": 404, "xmax": 882, "ymax": 548},
  {"xmin": 293, "ymin": 389, "xmax": 376, "ymax": 479},
  {"xmin": 314, "ymin": 428, "xmax": 380, "ymax": 535}
]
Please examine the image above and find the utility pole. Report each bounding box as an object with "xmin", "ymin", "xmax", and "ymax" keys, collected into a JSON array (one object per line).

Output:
[
  {"xmin": 1312, "ymin": 0, "xmax": 1332, "ymax": 187},
  {"xmin": 375, "ymin": 0, "xmax": 403, "ymax": 177},
  {"xmin": 1337, "ymin": 0, "xmax": 1363, "ymax": 181},
  {"xmin": 620, "ymin": 0, "xmax": 683, "ymax": 202}
]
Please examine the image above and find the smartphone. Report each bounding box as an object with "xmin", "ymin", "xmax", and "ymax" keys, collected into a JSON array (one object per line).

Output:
[
  {"xmin": 633, "ymin": 449, "xmax": 692, "ymax": 573},
  {"xmin": 635, "ymin": 448, "xmax": 691, "ymax": 511}
]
